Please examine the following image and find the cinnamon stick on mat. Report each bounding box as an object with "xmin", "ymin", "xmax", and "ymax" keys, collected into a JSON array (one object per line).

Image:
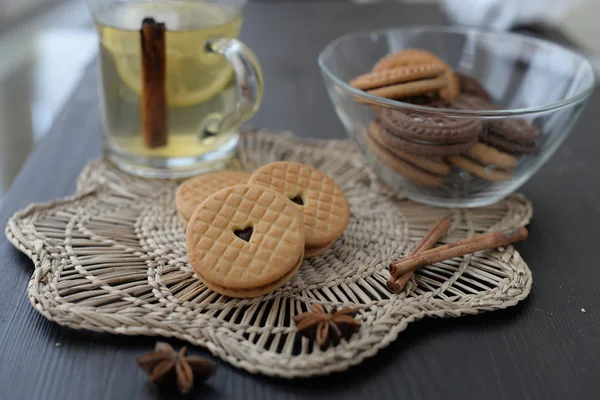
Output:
[
  {"xmin": 140, "ymin": 18, "xmax": 167, "ymax": 149},
  {"xmin": 388, "ymin": 227, "xmax": 528, "ymax": 279},
  {"xmin": 386, "ymin": 216, "xmax": 452, "ymax": 293}
]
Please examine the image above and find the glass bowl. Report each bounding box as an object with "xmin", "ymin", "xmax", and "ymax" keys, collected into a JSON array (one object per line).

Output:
[{"xmin": 318, "ymin": 26, "xmax": 595, "ymax": 207}]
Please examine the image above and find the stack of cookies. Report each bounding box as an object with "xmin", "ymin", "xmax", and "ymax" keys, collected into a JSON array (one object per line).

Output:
[
  {"xmin": 350, "ymin": 48, "xmax": 539, "ymax": 187},
  {"xmin": 176, "ymin": 162, "xmax": 350, "ymax": 298},
  {"xmin": 351, "ymin": 49, "xmax": 460, "ymax": 100}
]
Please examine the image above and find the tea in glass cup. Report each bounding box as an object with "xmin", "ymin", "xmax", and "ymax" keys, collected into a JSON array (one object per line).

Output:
[{"xmin": 89, "ymin": 0, "xmax": 263, "ymax": 178}]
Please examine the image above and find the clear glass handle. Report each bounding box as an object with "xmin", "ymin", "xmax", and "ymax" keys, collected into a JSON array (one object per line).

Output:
[{"xmin": 205, "ymin": 38, "xmax": 264, "ymax": 136}]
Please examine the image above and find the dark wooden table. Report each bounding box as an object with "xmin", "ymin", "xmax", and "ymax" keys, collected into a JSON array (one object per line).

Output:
[{"xmin": 1, "ymin": 2, "xmax": 599, "ymax": 399}]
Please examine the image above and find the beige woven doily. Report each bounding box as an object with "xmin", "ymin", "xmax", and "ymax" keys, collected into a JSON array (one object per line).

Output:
[{"xmin": 5, "ymin": 131, "xmax": 533, "ymax": 378}]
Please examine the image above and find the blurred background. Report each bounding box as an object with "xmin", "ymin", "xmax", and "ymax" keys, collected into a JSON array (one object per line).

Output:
[{"xmin": 0, "ymin": 0, "xmax": 598, "ymax": 203}]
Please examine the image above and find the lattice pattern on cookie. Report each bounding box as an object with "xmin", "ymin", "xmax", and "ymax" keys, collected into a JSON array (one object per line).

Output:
[
  {"xmin": 176, "ymin": 172, "xmax": 250, "ymax": 220},
  {"xmin": 187, "ymin": 185, "xmax": 304, "ymax": 289},
  {"xmin": 249, "ymin": 162, "xmax": 350, "ymax": 246}
]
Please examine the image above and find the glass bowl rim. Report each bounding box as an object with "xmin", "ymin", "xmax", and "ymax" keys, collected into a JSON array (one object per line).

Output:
[{"xmin": 318, "ymin": 25, "xmax": 596, "ymax": 117}]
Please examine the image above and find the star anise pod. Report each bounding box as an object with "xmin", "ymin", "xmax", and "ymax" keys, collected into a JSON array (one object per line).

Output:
[
  {"xmin": 137, "ymin": 342, "xmax": 216, "ymax": 394},
  {"xmin": 293, "ymin": 304, "xmax": 361, "ymax": 348}
]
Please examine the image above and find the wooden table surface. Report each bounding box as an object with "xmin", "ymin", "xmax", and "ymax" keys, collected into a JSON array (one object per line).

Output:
[{"xmin": 1, "ymin": 2, "xmax": 599, "ymax": 399}]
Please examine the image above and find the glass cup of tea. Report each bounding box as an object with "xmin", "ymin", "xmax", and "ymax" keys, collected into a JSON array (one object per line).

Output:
[{"xmin": 88, "ymin": 0, "xmax": 263, "ymax": 178}]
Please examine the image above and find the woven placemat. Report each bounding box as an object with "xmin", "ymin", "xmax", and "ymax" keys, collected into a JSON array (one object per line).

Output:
[{"xmin": 5, "ymin": 130, "xmax": 533, "ymax": 378}]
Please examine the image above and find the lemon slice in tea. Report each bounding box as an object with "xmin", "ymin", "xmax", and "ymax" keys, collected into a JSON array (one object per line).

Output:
[{"xmin": 100, "ymin": 3, "xmax": 242, "ymax": 107}]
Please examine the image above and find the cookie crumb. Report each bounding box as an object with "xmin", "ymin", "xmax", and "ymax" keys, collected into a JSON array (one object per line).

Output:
[{"xmin": 581, "ymin": 308, "xmax": 586, "ymax": 313}]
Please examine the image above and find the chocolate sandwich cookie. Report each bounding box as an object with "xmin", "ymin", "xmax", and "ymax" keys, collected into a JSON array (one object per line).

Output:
[
  {"xmin": 379, "ymin": 102, "xmax": 482, "ymax": 145},
  {"xmin": 375, "ymin": 99, "xmax": 482, "ymax": 157},
  {"xmin": 456, "ymin": 93, "xmax": 498, "ymax": 112},
  {"xmin": 373, "ymin": 119, "xmax": 478, "ymax": 156},
  {"xmin": 186, "ymin": 184, "xmax": 305, "ymax": 298},
  {"xmin": 364, "ymin": 123, "xmax": 448, "ymax": 187},
  {"xmin": 455, "ymin": 94, "xmax": 539, "ymax": 154},
  {"xmin": 367, "ymin": 121, "xmax": 451, "ymax": 176},
  {"xmin": 456, "ymin": 72, "xmax": 492, "ymax": 101},
  {"xmin": 483, "ymin": 119, "xmax": 539, "ymax": 154}
]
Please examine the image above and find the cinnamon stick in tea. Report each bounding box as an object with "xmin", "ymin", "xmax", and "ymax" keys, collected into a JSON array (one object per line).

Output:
[
  {"xmin": 386, "ymin": 216, "xmax": 452, "ymax": 293},
  {"xmin": 388, "ymin": 227, "xmax": 528, "ymax": 279},
  {"xmin": 140, "ymin": 18, "xmax": 167, "ymax": 149}
]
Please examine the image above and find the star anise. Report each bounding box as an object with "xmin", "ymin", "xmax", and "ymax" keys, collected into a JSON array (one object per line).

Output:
[
  {"xmin": 137, "ymin": 342, "xmax": 216, "ymax": 394},
  {"xmin": 293, "ymin": 304, "xmax": 361, "ymax": 348}
]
